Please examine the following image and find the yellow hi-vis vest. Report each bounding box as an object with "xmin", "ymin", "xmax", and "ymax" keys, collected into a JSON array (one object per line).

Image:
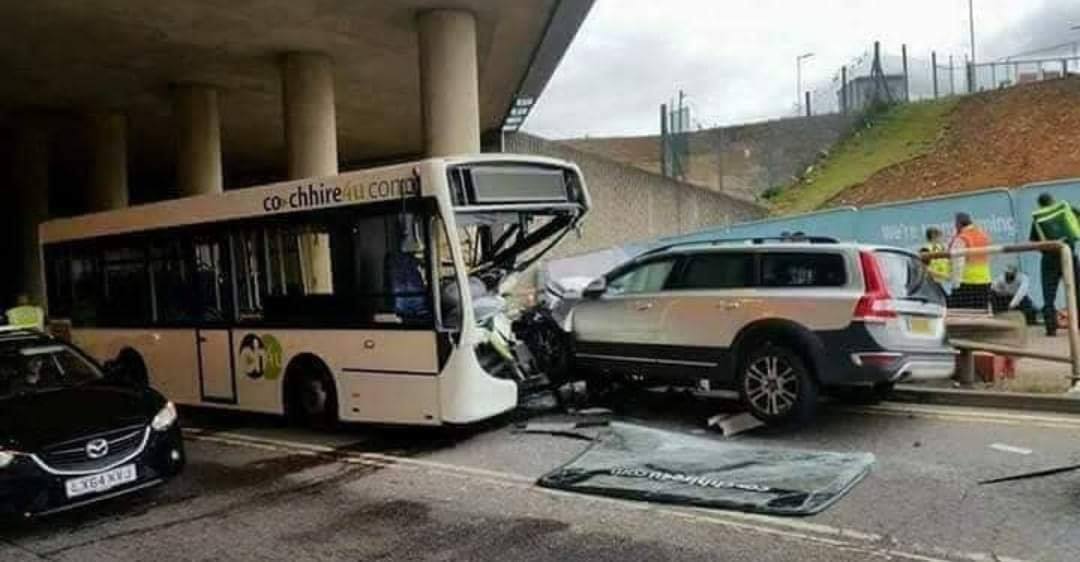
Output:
[
  {"xmin": 952, "ymin": 225, "xmax": 992, "ymax": 285},
  {"xmin": 921, "ymin": 242, "xmax": 951, "ymax": 282},
  {"xmin": 5, "ymin": 305, "xmax": 44, "ymax": 331},
  {"xmin": 1032, "ymin": 201, "xmax": 1080, "ymax": 243}
]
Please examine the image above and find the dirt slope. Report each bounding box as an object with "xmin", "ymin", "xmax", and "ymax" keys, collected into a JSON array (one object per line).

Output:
[{"xmin": 830, "ymin": 76, "xmax": 1080, "ymax": 207}]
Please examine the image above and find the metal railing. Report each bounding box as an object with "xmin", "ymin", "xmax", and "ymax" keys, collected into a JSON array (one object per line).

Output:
[{"xmin": 927, "ymin": 241, "xmax": 1080, "ymax": 388}]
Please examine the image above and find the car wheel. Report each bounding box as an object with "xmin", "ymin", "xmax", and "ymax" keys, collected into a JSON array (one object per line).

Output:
[
  {"xmin": 286, "ymin": 365, "xmax": 338, "ymax": 428},
  {"xmin": 738, "ymin": 345, "xmax": 818, "ymax": 425}
]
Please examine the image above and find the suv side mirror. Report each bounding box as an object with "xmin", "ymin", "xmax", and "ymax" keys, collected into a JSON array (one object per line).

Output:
[{"xmin": 583, "ymin": 277, "xmax": 607, "ymax": 298}]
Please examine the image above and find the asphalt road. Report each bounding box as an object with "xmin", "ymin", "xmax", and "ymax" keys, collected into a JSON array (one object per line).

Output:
[{"xmin": 4, "ymin": 391, "xmax": 1080, "ymax": 561}]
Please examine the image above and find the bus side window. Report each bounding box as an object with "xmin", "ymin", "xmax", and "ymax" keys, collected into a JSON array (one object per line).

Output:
[
  {"xmin": 259, "ymin": 223, "xmax": 341, "ymax": 323},
  {"xmin": 434, "ymin": 217, "xmax": 462, "ymax": 331},
  {"xmin": 350, "ymin": 211, "xmax": 432, "ymax": 325},
  {"xmin": 44, "ymin": 247, "xmax": 75, "ymax": 321},
  {"xmin": 193, "ymin": 238, "xmax": 232, "ymax": 323},
  {"xmin": 233, "ymin": 231, "xmax": 264, "ymax": 321},
  {"xmin": 101, "ymin": 244, "xmax": 152, "ymax": 325},
  {"xmin": 150, "ymin": 240, "xmax": 198, "ymax": 323}
]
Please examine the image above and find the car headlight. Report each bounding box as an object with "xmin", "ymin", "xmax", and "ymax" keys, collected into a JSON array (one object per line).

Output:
[
  {"xmin": 0, "ymin": 450, "xmax": 17, "ymax": 469},
  {"xmin": 151, "ymin": 402, "xmax": 178, "ymax": 432}
]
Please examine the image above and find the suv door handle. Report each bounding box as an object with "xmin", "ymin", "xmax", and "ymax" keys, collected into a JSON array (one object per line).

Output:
[
  {"xmin": 634, "ymin": 302, "xmax": 655, "ymax": 311},
  {"xmin": 717, "ymin": 301, "xmax": 741, "ymax": 310}
]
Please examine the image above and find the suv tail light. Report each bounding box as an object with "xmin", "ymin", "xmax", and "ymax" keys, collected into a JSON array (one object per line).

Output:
[{"xmin": 854, "ymin": 251, "xmax": 897, "ymax": 322}]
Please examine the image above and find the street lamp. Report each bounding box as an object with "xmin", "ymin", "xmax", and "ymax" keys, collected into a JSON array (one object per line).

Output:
[
  {"xmin": 1071, "ymin": 25, "xmax": 1079, "ymax": 59},
  {"xmin": 796, "ymin": 52, "xmax": 815, "ymax": 115},
  {"xmin": 968, "ymin": 0, "xmax": 976, "ymax": 64}
]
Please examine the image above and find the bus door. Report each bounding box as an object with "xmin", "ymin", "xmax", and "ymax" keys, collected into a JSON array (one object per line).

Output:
[{"xmin": 193, "ymin": 236, "xmax": 237, "ymax": 403}]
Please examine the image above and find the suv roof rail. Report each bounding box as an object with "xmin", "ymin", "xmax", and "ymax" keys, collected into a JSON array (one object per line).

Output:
[{"xmin": 636, "ymin": 235, "xmax": 841, "ymax": 259}]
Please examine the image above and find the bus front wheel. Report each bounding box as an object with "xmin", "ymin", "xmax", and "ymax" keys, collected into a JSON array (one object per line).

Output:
[{"xmin": 284, "ymin": 358, "xmax": 338, "ymax": 428}]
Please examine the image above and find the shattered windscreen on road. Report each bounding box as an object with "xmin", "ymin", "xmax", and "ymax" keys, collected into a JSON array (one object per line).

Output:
[{"xmin": 538, "ymin": 422, "xmax": 874, "ymax": 516}]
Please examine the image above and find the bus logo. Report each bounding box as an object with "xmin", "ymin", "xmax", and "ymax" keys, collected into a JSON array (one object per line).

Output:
[{"xmin": 238, "ymin": 334, "xmax": 283, "ymax": 381}]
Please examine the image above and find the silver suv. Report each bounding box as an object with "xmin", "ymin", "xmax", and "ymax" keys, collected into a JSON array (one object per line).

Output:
[{"xmin": 568, "ymin": 238, "xmax": 956, "ymax": 425}]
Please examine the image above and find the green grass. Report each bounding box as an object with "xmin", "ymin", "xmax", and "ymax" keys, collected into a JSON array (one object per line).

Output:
[{"xmin": 767, "ymin": 98, "xmax": 959, "ymax": 216}]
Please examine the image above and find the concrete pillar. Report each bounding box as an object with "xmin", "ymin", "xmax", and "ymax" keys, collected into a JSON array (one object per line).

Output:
[
  {"xmin": 282, "ymin": 53, "xmax": 338, "ymax": 178},
  {"xmin": 87, "ymin": 112, "xmax": 129, "ymax": 211},
  {"xmin": 418, "ymin": 10, "xmax": 481, "ymax": 156},
  {"xmin": 173, "ymin": 85, "xmax": 223, "ymax": 197},
  {"xmin": 12, "ymin": 124, "xmax": 50, "ymax": 305}
]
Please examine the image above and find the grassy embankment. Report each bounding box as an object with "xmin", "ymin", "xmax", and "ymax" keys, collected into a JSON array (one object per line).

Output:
[{"xmin": 767, "ymin": 98, "xmax": 959, "ymax": 216}]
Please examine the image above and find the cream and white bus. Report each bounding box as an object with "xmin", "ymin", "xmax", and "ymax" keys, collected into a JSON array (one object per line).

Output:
[{"xmin": 39, "ymin": 155, "xmax": 589, "ymax": 426}]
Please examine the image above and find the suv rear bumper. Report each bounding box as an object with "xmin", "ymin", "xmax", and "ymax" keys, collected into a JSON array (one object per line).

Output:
[
  {"xmin": 849, "ymin": 350, "xmax": 958, "ymax": 382},
  {"xmin": 819, "ymin": 324, "xmax": 956, "ymax": 386}
]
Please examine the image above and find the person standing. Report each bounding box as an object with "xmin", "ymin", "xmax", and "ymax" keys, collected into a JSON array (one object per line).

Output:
[
  {"xmin": 1029, "ymin": 192, "xmax": 1080, "ymax": 336},
  {"xmin": 948, "ymin": 212, "xmax": 992, "ymax": 310},
  {"xmin": 919, "ymin": 226, "xmax": 951, "ymax": 286},
  {"xmin": 5, "ymin": 294, "xmax": 45, "ymax": 331}
]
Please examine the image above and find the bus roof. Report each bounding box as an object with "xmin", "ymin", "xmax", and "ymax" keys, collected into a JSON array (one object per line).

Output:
[{"xmin": 40, "ymin": 154, "xmax": 577, "ymax": 244}]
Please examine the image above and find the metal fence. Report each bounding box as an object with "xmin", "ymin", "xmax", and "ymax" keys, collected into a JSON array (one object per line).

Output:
[
  {"xmin": 966, "ymin": 56, "xmax": 1080, "ymax": 93},
  {"xmin": 805, "ymin": 44, "xmax": 1080, "ymax": 119}
]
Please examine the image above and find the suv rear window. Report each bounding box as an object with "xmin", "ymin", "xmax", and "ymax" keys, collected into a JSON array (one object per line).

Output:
[
  {"xmin": 874, "ymin": 251, "xmax": 945, "ymax": 304},
  {"xmin": 761, "ymin": 253, "xmax": 846, "ymax": 288}
]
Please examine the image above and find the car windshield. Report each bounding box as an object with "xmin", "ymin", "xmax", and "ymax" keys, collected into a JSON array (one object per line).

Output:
[{"xmin": 0, "ymin": 343, "xmax": 103, "ymax": 399}]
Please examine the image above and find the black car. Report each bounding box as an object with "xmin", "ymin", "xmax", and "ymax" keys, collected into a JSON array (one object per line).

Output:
[{"xmin": 0, "ymin": 329, "xmax": 185, "ymax": 517}]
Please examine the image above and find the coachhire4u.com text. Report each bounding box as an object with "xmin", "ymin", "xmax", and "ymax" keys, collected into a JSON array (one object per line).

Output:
[{"xmin": 262, "ymin": 176, "xmax": 420, "ymax": 212}]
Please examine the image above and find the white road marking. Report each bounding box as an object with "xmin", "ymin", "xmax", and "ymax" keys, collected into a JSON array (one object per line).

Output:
[
  {"xmin": 848, "ymin": 403, "xmax": 1080, "ymax": 429},
  {"xmin": 989, "ymin": 443, "xmax": 1034, "ymax": 455},
  {"xmin": 182, "ymin": 427, "xmax": 1028, "ymax": 562}
]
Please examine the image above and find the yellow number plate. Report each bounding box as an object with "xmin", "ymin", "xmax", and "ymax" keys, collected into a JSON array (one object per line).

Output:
[{"xmin": 907, "ymin": 317, "xmax": 933, "ymax": 334}]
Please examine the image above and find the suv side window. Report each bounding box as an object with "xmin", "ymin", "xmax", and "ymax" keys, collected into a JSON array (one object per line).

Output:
[
  {"xmin": 669, "ymin": 252, "xmax": 755, "ymax": 290},
  {"xmin": 606, "ymin": 258, "xmax": 676, "ymax": 296},
  {"xmin": 761, "ymin": 252, "xmax": 846, "ymax": 288}
]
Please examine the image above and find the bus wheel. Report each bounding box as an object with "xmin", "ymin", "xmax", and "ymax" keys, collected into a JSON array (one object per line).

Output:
[{"xmin": 285, "ymin": 360, "xmax": 338, "ymax": 428}]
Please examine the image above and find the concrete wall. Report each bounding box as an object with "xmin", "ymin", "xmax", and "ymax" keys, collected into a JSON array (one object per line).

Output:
[
  {"xmin": 506, "ymin": 132, "xmax": 764, "ymax": 262},
  {"xmin": 563, "ymin": 113, "xmax": 857, "ymax": 202}
]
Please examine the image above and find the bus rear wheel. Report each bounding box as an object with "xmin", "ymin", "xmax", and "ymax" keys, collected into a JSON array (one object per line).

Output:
[{"xmin": 285, "ymin": 361, "xmax": 338, "ymax": 428}]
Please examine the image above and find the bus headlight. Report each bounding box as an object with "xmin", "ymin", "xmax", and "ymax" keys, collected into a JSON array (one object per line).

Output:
[{"xmin": 151, "ymin": 402, "xmax": 178, "ymax": 432}]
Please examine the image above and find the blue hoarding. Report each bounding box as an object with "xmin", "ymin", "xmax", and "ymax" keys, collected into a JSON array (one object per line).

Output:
[
  {"xmin": 568, "ymin": 178, "xmax": 1080, "ymax": 312},
  {"xmin": 854, "ymin": 188, "xmax": 1018, "ymax": 250}
]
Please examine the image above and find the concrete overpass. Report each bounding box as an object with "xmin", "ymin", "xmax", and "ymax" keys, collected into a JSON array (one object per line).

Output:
[{"xmin": 0, "ymin": 0, "xmax": 593, "ymax": 303}]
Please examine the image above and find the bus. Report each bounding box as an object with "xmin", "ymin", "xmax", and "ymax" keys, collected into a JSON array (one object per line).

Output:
[{"xmin": 39, "ymin": 155, "xmax": 589, "ymax": 426}]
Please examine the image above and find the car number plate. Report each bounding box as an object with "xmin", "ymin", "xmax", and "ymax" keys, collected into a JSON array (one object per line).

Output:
[
  {"xmin": 65, "ymin": 464, "xmax": 137, "ymax": 498},
  {"xmin": 907, "ymin": 317, "xmax": 933, "ymax": 334}
]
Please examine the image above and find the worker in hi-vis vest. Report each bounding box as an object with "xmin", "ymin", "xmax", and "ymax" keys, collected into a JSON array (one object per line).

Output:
[
  {"xmin": 948, "ymin": 212, "xmax": 992, "ymax": 311},
  {"xmin": 5, "ymin": 294, "xmax": 44, "ymax": 331},
  {"xmin": 919, "ymin": 226, "xmax": 951, "ymax": 286},
  {"xmin": 1029, "ymin": 192, "xmax": 1080, "ymax": 336}
]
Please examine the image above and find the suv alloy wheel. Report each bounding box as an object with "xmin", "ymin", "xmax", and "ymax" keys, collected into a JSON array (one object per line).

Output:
[{"xmin": 738, "ymin": 344, "xmax": 818, "ymax": 425}]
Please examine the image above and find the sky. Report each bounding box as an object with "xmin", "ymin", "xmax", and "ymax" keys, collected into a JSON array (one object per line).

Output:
[{"xmin": 524, "ymin": 0, "xmax": 1078, "ymax": 139}]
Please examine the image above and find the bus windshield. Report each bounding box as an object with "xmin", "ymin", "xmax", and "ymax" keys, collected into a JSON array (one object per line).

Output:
[{"xmin": 448, "ymin": 163, "xmax": 588, "ymax": 281}]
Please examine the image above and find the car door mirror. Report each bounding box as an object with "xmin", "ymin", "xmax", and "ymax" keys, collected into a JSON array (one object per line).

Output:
[{"xmin": 583, "ymin": 277, "xmax": 607, "ymax": 298}]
